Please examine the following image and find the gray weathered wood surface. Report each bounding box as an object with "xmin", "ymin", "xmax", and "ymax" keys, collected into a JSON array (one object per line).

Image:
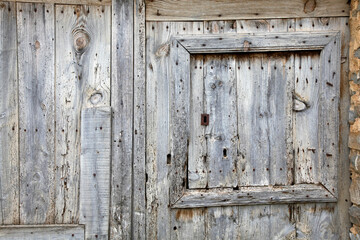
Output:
[
  {"xmin": 146, "ymin": 18, "xmax": 348, "ymax": 239},
  {"xmin": 0, "ymin": 1, "xmax": 19, "ymax": 225},
  {"xmin": 146, "ymin": 0, "xmax": 349, "ymax": 21},
  {"xmin": 110, "ymin": 0, "xmax": 133, "ymax": 239},
  {"xmin": 0, "ymin": 225, "xmax": 84, "ymax": 240},
  {"xmin": 55, "ymin": 4, "xmax": 110, "ymax": 224},
  {"xmin": 5, "ymin": 0, "xmax": 110, "ymax": 5},
  {"xmin": 17, "ymin": 3, "xmax": 55, "ymax": 225},
  {"xmin": 79, "ymin": 107, "xmax": 111, "ymax": 240},
  {"xmin": 173, "ymin": 184, "xmax": 336, "ymax": 208},
  {"xmin": 133, "ymin": 0, "xmax": 146, "ymax": 239}
]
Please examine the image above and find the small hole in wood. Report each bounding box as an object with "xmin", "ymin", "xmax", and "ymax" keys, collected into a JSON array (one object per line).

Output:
[
  {"xmin": 223, "ymin": 148, "xmax": 227, "ymax": 158},
  {"xmin": 167, "ymin": 154, "xmax": 171, "ymax": 164}
]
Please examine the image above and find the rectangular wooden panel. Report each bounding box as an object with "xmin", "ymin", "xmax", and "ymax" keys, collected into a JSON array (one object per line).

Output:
[
  {"xmin": 146, "ymin": 0, "xmax": 349, "ymax": 21},
  {"xmin": 17, "ymin": 3, "xmax": 55, "ymax": 224},
  {"xmin": 79, "ymin": 107, "xmax": 111, "ymax": 239},
  {"xmin": 0, "ymin": 225, "xmax": 84, "ymax": 240},
  {"xmin": 55, "ymin": 4, "xmax": 110, "ymax": 223},
  {"xmin": 0, "ymin": 1, "xmax": 19, "ymax": 225}
]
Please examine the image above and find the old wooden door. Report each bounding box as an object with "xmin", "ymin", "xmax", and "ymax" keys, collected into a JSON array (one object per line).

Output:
[{"xmin": 144, "ymin": 5, "xmax": 350, "ymax": 239}]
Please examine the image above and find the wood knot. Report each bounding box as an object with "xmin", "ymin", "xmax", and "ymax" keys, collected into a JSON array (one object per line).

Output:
[
  {"xmin": 155, "ymin": 43, "xmax": 170, "ymax": 57},
  {"xmin": 35, "ymin": 40, "xmax": 40, "ymax": 50},
  {"xmin": 72, "ymin": 28, "xmax": 90, "ymax": 53},
  {"xmin": 89, "ymin": 92, "xmax": 103, "ymax": 105},
  {"xmin": 243, "ymin": 40, "xmax": 250, "ymax": 51},
  {"xmin": 304, "ymin": 0, "xmax": 316, "ymax": 14}
]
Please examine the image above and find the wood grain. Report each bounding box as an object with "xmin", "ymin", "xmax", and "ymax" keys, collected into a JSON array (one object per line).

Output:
[
  {"xmin": 55, "ymin": 4, "xmax": 110, "ymax": 224},
  {"xmin": 0, "ymin": 225, "xmax": 84, "ymax": 240},
  {"xmin": 17, "ymin": 3, "xmax": 55, "ymax": 225},
  {"xmin": 110, "ymin": 0, "xmax": 133, "ymax": 238},
  {"xmin": 79, "ymin": 107, "xmax": 111, "ymax": 240},
  {"xmin": 146, "ymin": 0, "xmax": 349, "ymax": 21},
  {"xmin": 0, "ymin": 1, "xmax": 19, "ymax": 225},
  {"xmin": 133, "ymin": 0, "xmax": 146, "ymax": 239},
  {"xmin": 172, "ymin": 184, "xmax": 336, "ymax": 208},
  {"xmin": 4, "ymin": 0, "xmax": 110, "ymax": 6}
]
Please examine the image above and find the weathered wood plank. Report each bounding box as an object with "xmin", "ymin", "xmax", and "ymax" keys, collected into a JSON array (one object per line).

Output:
[
  {"xmin": 295, "ymin": 17, "xmax": 350, "ymax": 240},
  {"xmin": 110, "ymin": 0, "xmax": 133, "ymax": 238},
  {"xmin": 175, "ymin": 31, "xmax": 338, "ymax": 54},
  {"xmin": 17, "ymin": 2, "xmax": 55, "ymax": 225},
  {"xmin": 203, "ymin": 55, "xmax": 237, "ymax": 188},
  {"xmin": 206, "ymin": 207, "xmax": 240, "ymax": 239},
  {"xmin": 293, "ymin": 52, "xmax": 321, "ymax": 184},
  {"xmin": 171, "ymin": 209, "xmax": 206, "ymax": 240},
  {"xmin": 4, "ymin": 0, "xmax": 110, "ymax": 6},
  {"xmin": 55, "ymin": 4, "xmax": 111, "ymax": 223},
  {"xmin": 188, "ymin": 55, "xmax": 207, "ymax": 189},
  {"xmin": 238, "ymin": 205, "xmax": 296, "ymax": 239},
  {"xmin": 79, "ymin": 107, "xmax": 111, "ymax": 240},
  {"xmin": 0, "ymin": 225, "xmax": 84, "ymax": 240},
  {"xmin": 146, "ymin": 21, "xmax": 172, "ymax": 240},
  {"xmin": 133, "ymin": 0, "xmax": 146, "ymax": 239},
  {"xmin": 295, "ymin": 203, "xmax": 339, "ymax": 239},
  {"xmin": 0, "ymin": 1, "xmax": 19, "ymax": 225},
  {"xmin": 172, "ymin": 184, "xmax": 336, "ymax": 209},
  {"xmin": 237, "ymin": 53, "xmax": 292, "ymax": 186},
  {"xmin": 146, "ymin": 0, "xmax": 349, "ymax": 21}
]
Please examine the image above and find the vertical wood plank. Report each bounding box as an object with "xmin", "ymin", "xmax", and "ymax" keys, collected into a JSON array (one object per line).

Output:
[
  {"xmin": 110, "ymin": 0, "xmax": 133, "ymax": 238},
  {"xmin": 0, "ymin": 1, "xmax": 19, "ymax": 225},
  {"xmin": 237, "ymin": 54, "xmax": 270, "ymax": 186},
  {"xmin": 17, "ymin": 3, "xmax": 55, "ymax": 224},
  {"xmin": 295, "ymin": 17, "xmax": 350, "ymax": 239},
  {"xmin": 55, "ymin": 4, "xmax": 111, "ymax": 224},
  {"xmin": 79, "ymin": 107, "xmax": 111, "ymax": 240},
  {"xmin": 293, "ymin": 53, "xmax": 321, "ymax": 184},
  {"xmin": 203, "ymin": 55, "xmax": 237, "ymax": 188},
  {"xmin": 133, "ymin": 0, "xmax": 146, "ymax": 239},
  {"xmin": 188, "ymin": 55, "xmax": 207, "ymax": 188},
  {"xmin": 146, "ymin": 21, "xmax": 172, "ymax": 240}
]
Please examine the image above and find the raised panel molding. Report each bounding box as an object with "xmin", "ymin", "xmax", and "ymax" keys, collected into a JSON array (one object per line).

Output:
[{"xmin": 169, "ymin": 31, "xmax": 341, "ymax": 208}]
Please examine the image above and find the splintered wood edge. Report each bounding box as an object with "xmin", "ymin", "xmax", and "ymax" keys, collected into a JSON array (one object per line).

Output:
[{"xmin": 172, "ymin": 184, "xmax": 337, "ymax": 209}]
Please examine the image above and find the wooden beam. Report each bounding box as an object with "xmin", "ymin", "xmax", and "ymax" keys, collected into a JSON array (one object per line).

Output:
[
  {"xmin": 0, "ymin": 225, "xmax": 84, "ymax": 240},
  {"xmin": 172, "ymin": 184, "xmax": 337, "ymax": 209},
  {"xmin": 146, "ymin": 0, "xmax": 350, "ymax": 21},
  {"xmin": 2, "ymin": 0, "xmax": 111, "ymax": 6},
  {"xmin": 175, "ymin": 31, "xmax": 339, "ymax": 54}
]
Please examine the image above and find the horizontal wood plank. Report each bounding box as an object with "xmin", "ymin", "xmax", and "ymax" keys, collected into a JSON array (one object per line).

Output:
[
  {"xmin": 3, "ymin": 0, "xmax": 110, "ymax": 5},
  {"xmin": 146, "ymin": 0, "xmax": 349, "ymax": 21},
  {"xmin": 172, "ymin": 184, "xmax": 336, "ymax": 208},
  {"xmin": 175, "ymin": 32, "xmax": 339, "ymax": 54},
  {"xmin": 0, "ymin": 225, "xmax": 84, "ymax": 240}
]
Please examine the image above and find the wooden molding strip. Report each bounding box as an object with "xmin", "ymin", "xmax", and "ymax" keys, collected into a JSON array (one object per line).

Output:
[
  {"xmin": 2, "ymin": 0, "xmax": 111, "ymax": 6},
  {"xmin": 146, "ymin": 0, "xmax": 349, "ymax": 21},
  {"xmin": 172, "ymin": 184, "xmax": 337, "ymax": 209},
  {"xmin": 175, "ymin": 31, "xmax": 339, "ymax": 54},
  {"xmin": 0, "ymin": 225, "xmax": 84, "ymax": 240}
]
